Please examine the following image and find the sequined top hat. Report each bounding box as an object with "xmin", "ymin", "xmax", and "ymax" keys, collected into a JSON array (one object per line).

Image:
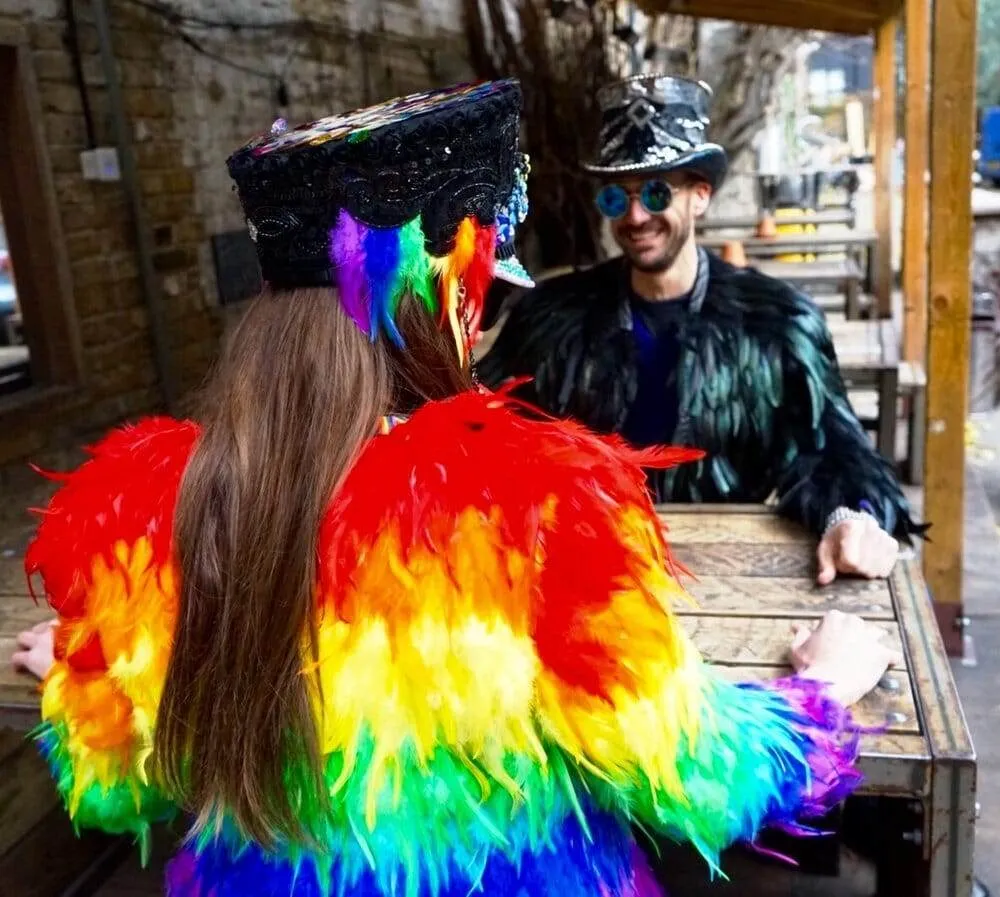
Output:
[
  {"xmin": 583, "ymin": 74, "xmax": 727, "ymax": 188},
  {"xmin": 226, "ymin": 79, "xmax": 532, "ymax": 362}
]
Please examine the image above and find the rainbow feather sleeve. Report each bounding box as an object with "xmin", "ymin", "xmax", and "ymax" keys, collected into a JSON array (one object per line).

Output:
[{"xmin": 24, "ymin": 418, "xmax": 198, "ymax": 856}]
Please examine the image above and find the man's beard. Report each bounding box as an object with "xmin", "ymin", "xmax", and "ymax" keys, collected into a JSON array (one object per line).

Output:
[{"xmin": 621, "ymin": 211, "xmax": 691, "ymax": 273}]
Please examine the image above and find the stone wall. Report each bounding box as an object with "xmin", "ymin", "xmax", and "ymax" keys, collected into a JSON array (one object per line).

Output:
[{"xmin": 0, "ymin": 0, "xmax": 468, "ymax": 535}]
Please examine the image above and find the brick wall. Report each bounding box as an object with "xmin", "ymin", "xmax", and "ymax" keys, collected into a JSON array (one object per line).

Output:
[{"xmin": 0, "ymin": 0, "xmax": 468, "ymax": 538}]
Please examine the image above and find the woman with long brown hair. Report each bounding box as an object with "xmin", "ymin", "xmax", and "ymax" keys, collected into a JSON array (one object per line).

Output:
[{"xmin": 13, "ymin": 80, "xmax": 898, "ymax": 897}]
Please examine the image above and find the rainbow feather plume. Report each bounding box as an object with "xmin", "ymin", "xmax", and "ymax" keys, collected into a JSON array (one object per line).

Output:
[{"xmin": 328, "ymin": 210, "xmax": 493, "ymax": 360}]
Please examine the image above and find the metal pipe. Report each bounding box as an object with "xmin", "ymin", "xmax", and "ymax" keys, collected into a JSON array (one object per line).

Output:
[{"xmin": 90, "ymin": 0, "xmax": 177, "ymax": 411}]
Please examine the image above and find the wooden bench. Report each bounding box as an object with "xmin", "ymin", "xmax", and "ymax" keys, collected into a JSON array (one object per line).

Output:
[
  {"xmin": 829, "ymin": 318, "xmax": 900, "ymax": 463},
  {"xmin": 697, "ymin": 208, "xmax": 858, "ymax": 232},
  {"xmin": 699, "ymin": 230, "xmax": 877, "ymax": 259},
  {"xmin": 654, "ymin": 505, "xmax": 976, "ymax": 897},
  {"xmin": 758, "ymin": 258, "xmax": 866, "ymax": 319}
]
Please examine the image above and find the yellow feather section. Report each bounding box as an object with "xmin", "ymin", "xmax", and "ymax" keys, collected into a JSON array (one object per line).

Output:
[
  {"xmin": 430, "ymin": 217, "xmax": 477, "ymax": 364},
  {"xmin": 314, "ymin": 510, "xmax": 546, "ymax": 822}
]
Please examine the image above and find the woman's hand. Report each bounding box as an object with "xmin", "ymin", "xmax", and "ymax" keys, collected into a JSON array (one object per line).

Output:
[
  {"xmin": 11, "ymin": 619, "xmax": 57, "ymax": 682},
  {"xmin": 789, "ymin": 610, "xmax": 903, "ymax": 707}
]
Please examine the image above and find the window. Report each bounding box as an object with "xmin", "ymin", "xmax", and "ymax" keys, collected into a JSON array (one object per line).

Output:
[
  {"xmin": 0, "ymin": 26, "xmax": 81, "ymax": 404},
  {"xmin": 808, "ymin": 68, "xmax": 847, "ymax": 107}
]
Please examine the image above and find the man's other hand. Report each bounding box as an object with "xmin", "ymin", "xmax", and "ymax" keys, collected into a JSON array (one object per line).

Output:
[{"xmin": 816, "ymin": 517, "xmax": 899, "ymax": 586}]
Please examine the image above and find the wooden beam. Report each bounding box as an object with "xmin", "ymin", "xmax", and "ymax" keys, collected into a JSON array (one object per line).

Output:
[
  {"xmin": 873, "ymin": 17, "xmax": 897, "ymax": 318},
  {"xmin": 631, "ymin": 0, "xmax": 881, "ymax": 35},
  {"xmin": 902, "ymin": 0, "xmax": 930, "ymax": 362},
  {"xmin": 924, "ymin": 0, "xmax": 977, "ymax": 657}
]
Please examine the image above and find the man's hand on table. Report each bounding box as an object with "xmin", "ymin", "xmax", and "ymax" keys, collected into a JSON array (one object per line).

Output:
[
  {"xmin": 816, "ymin": 515, "xmax": 899, "ymax": 586},
  {"xmin": 11, "ymin": 619, "xmax": 56, "ymax": 681}
]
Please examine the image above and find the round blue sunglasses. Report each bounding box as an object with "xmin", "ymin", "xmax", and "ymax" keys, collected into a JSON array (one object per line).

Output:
[{"xmin": 595, "ymin": 180, "xmax": 674, "ymax": 220}]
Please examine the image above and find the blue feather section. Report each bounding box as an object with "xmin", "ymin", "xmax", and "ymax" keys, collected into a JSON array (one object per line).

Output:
[
  {"xmin": 363, "ymin": 228, "xmax": 403, "ymax": 347},
  {"xmin": 165, "ymin": 804, "xmax": 659, "ymax": 897}
]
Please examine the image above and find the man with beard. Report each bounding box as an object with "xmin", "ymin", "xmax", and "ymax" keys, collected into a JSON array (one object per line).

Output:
[{"xmin": 479, "ymin": 74, "xmax": 925, "ymax": 582}]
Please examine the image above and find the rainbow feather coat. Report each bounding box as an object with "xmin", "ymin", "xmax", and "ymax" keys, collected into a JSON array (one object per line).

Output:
[{"xmin": 25, "ymin": 389, "xmax": 862, "ymax": 897}]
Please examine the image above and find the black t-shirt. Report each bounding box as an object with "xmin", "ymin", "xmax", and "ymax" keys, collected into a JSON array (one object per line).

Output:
[{"xmin": 620, "ymin": 290, "xmax": 692, "ymax": 447}]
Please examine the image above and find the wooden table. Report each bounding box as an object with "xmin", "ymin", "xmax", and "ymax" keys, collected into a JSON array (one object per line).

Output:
[
  {"xmin": 0, "ymin": 513, "xmax": 978, "ymax": 897},
  {"xmin": 658, "ymin": 505, "xmax": 977, "ymax": 897},
  {"xmin": 828, "ymin": 318, "xmax": 901, "ymax": 461}
]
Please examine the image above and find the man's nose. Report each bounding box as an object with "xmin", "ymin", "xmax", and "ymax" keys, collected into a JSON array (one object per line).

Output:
[{"xmin": 623, "ymin": 195, "xmax": 650, "ymax": 227}]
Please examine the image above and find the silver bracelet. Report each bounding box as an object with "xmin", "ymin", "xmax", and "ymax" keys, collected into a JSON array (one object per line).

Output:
[{"xmin": 822, "ymin": 506, "xmax": 876, "ymax": 537}]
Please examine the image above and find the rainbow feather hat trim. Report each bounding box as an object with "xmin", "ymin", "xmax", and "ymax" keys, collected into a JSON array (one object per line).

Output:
[{"xmin": 330, "ymin": 211, "xmax": 495, "ymax": 363}]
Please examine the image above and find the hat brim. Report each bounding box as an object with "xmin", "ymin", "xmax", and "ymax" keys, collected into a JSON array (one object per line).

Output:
[
  {"xmin": 582, "ymin": 144, "xmax": 728, "ymax": 191},
  {"xmin": 493, "ymin": 254, "xmax": 535, "ymax": 290}
]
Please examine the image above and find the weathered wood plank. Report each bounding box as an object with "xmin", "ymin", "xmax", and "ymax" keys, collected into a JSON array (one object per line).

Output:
[
  {"xmin": 681, "ymin": 615, "xmax": 905, "ymax": 669},
  {"xmin": 903, "ymin": 0, "xmax": 930, "ymax": 363},
  {"xmin": 713, "ymin": 664, "xmax": 920, "ymax": 734},
  {"xmin": 0, "ymin": 598, "xmax": 48, "ymax": 730},
  {"xmin": 924, "ymin": 0, "xmax": 977, "ymax": 655},
  {"xmin": 634, "ymin": 0, "xmax": 891, "ymax": 35},
  {"xmin": 660, "ymin": 513, "xmax": 810, "ymax": 544},
  {"xmin": 891, "ymin": 560, "xmax": 974, "ymax": 757},
  {"xmin": 0, "ymin": 597, "xmax": 49, "ymax": 635},
  {"xmin": 0, "ymin": 737, "xmax": 60, "ymax": 856},
  {"xmin": 673, "ymin": 543, "xmax": 815, "ymax": 578},
  {"xmin": 858, "ymin": 733, "xmax": 933, "ymax": 797},
  {"xmin": 0, "ymin": 802, "xmax": 129, "ymax": 897},
  {"xmin": 0, "ymin": 556, "xmax": 30, "ymax": 595},
  {"xmin": 675, "ymin": 575, "xmax": 895, "ymax": 620}
]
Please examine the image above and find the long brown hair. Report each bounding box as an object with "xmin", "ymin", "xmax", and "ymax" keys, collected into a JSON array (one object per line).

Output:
[{"xmin": 155, "ymin": 287, "xmax": 471, "ymax": 847}]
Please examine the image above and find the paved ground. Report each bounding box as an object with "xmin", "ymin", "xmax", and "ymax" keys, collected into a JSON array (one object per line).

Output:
[{"xmin": 954, "ymin": 411, "xmax": 1000, "ymax": 894}]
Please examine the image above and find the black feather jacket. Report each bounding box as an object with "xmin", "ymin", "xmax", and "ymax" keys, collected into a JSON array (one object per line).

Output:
[{"xmin": 479, "ymin": 251, "xmax": 925, "ymax": 542}]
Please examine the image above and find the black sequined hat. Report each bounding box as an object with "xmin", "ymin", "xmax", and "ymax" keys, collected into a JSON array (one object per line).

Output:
[
  {"xmin": 584, "ymin": 74, "xmax": 727, "ymax": 188},
  {"xmin": 226, "ymin": 80, "xmax": 524, "ymax": 290}
]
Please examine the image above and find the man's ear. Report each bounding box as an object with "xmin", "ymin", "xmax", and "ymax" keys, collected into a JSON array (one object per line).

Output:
[{"xmin": 691, "ymin": 180, "xmax": 712, "ymax": 218}]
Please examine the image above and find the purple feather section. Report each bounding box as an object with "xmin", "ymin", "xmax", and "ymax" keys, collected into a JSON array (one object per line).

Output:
[
  {"xmin": 769, "ymin": 675, "xmax": 868, "ymax": 820},
  {"xmin": 329, "ymin": 209, "xmax": 371, "ymax": 335}
]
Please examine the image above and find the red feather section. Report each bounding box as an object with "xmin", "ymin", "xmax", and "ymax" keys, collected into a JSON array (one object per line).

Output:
[
  {"xmin": 24, "ymin": 418, "xmax": 201, "ymax": 620},
  {"xmin": 462, "ymin": 224, "xmax": 496, "ymax": 338},
  {"xmin": 319, "ymin": 388, "xmax": 704, "ymax": 696}
]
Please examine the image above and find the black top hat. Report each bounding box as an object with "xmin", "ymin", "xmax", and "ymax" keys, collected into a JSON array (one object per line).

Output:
[
  {"xmin": 583, "ymin": 74, "xmax": 727, "ymax": 188},
  {"xmin": 226, "ymin": 80, "xmax": 523, "ymax": 289}
]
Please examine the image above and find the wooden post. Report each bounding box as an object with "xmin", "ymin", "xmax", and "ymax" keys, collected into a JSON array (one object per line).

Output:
[
  {"xmin": 902, "ymin": 0, "xmax": 930, "ymax": 362},
  {"xmin": 873, "ymin": 17, "xmax": 897, "ymax": 319},
  {"xmin": 924, "ymin": 0, "xmax": 977, "ymax": 657}
]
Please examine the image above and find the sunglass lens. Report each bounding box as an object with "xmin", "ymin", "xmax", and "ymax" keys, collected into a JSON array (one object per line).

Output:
[
  {"xmin": 641, "ymin": 180, "xmax": 672, "ymax": 214},
  {"xmin": 596, "ymin": 185, "xmax": 629, "ymax": 220}
]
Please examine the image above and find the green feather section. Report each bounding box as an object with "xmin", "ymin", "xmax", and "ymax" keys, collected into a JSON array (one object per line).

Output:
[
  {"xmin": 395, "ymin": 218, "xmax": 437, "ymax": 317},
  {"xmin": 35, "ymin": 721, "xmax": 177, "ymax": 865}
]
